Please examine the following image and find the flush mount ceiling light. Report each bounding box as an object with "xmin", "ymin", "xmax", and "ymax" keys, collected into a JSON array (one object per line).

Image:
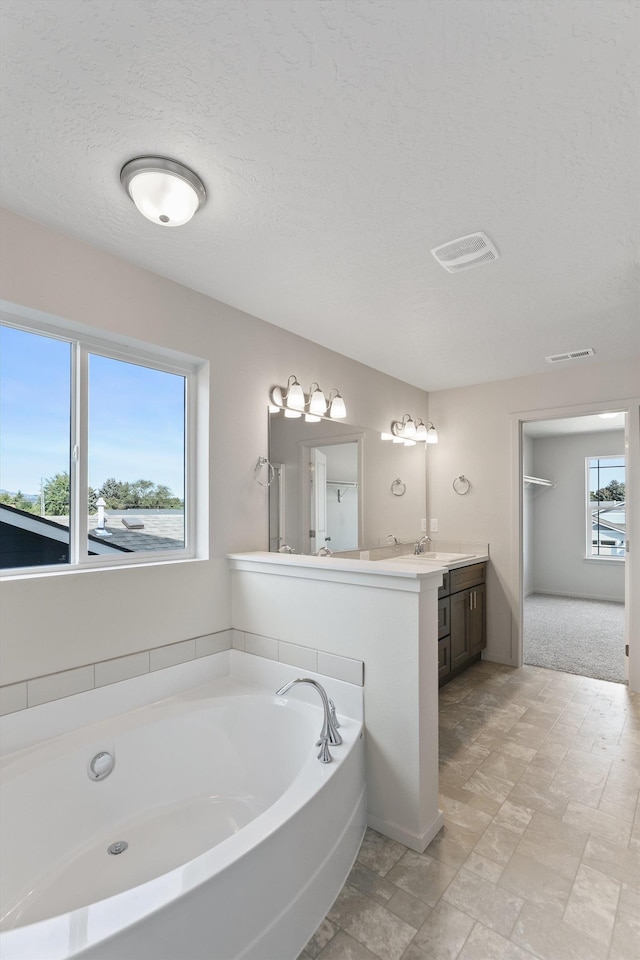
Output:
[{"xmin": 120, "ymin": 157, "xmax": 206, "ymax": 226}]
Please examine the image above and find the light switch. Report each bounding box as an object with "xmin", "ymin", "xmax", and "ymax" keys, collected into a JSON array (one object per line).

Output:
[
  {"xmin": 430, "ymin": 518, "xmax": 438, "ymax": 532},
  {"xmin": 420, "ymin": 518, "xmax": 427, "ymax": 532}
]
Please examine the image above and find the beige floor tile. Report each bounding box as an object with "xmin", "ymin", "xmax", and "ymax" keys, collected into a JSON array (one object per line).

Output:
[
  {"xmin": 357, "ymin": 828, "xmax": 406, "ymax": 877},
  {"xmin": 423, "ymin": 821, "xmax": 480, "ymax": 870},
  {"xmin": 515, "ymin": 811, "xmax": 588, "ymax": 881},
  {"xmin": 508, "ymin": 773, "xmax": 569, "ymax": 819},
  {"xmin": 347, "ymin": 862, "xmax": 397, "ymax": 905},
  {"xmin": 457, "ymin": 922, "xmax": 537, "ymax": 960},
  {"xmin": 548, "ymin": 768, "xmax": 606, "ymax": 807},
  {"xmin": 315, "ymin": 929, "xmax": 380, "ymax": 960},
  {"xmin": 463, "ymin": 850, "xmax": 505, "ymax": 883},
  {"xmin": 385, "ymin": 888, "xmax": 432, "ymax": 929},
  {"xmin": 498, "ymin": 851, "xmax": 573, "ymax": 917},
  {"xmin": 441, "ymin": 867, "xmax": 524, "ymax": 938},
  {"xmin": 411, "ymin": 900, "xmax": 475, "ymax": 960},
  {"xmin": 326, "ymin": 884, "xmax": 415, "ymax": 960},
  {"xmin": 492, "ymin": 799, "xmax": 535, "ymax": 835},
  {"xmin": 582, "ymin": 834, "xmax": 640, "ymax": 889},
  {"xmin": 561, "ymin": 799, "xmax": 632, "ymax": 846},
  {"xmin": 472, "ymin": 822, "xmax": 521, "ymax": 865},
  {"xmin": 304, "ymin": 918, "xmax": 338, "ymax": 957},
  {"xmin": 563, "ymin": 863, "xmax": 620, "ymax": 947},
  {"xmin": 387, "ymin": 850, "xmax": 458, "ymax": 905},
  {"xmin": 475, "ymin": 751, "xmax": 529, "ymax": 784},
  {"xmin": 464, "ymin": 768, "xmax": 514, "ymax": 804},
  {"xmin": 437, "ymin": 794, "xmax": 493, "ymax": 835},
  {"xmin": 512, "ymin": 900, "xmax": 608, "ymax": 960}
]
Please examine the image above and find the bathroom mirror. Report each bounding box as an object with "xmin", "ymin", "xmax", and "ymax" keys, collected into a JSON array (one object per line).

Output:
[{"xmin": 268, "ymin": 411, "xmax": 427, "ymax": 554}]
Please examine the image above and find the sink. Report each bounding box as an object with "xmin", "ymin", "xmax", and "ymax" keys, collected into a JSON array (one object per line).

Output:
[
  {"xmin": 420, "ymin": 552, "xmax": 475, "ymax": 562},
  {"xmin": 394, "ymin": 552, "xmax": 475, "ymax": 563}
]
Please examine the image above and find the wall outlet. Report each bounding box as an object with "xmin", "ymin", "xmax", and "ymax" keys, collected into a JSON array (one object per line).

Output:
[
  {"xmin": 430, "ymin": 518, "xmax": 438, "ymax": 532},
  {"xmin": 420, "ymin": 518, "xmax": 427, "ymax": 532}
]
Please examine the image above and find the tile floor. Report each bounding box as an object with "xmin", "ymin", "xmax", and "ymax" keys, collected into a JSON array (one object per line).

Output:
[{"xmin": 298, "ymin": 661, "xmax": 640, "ymax": 960}]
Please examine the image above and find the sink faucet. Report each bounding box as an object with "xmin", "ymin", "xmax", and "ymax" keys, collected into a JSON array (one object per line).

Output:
[
  {"xmin": 316, "ymin": 545, "xmax": 333, "ymax": 556},
  {"xmin": 385, "ymin": 534, "xmax": 398, "ymax": 545},
  {"xmin": 275, "ymin": 677, "xmax": 342, "ymax": 762},
  {"xmin": 415, "ymin": 535, "xmax": 431, "ymax": 555}
]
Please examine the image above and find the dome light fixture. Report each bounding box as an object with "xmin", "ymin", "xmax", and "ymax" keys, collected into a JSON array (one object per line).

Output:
[{"xmin": 120, "ymin": 157, "xmax": 206, "ymax": 226}]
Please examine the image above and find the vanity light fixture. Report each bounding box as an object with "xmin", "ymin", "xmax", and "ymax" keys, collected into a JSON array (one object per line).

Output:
[
  {"xmin": 269, "ymin": 378, "xmax": 347, "ymax": 421},
  {"xmin": 388, "ymin": 416, "xmax": 438, "ymax": 445},
  {"xmin": 120, "ymin": 156, "xmax": 206, "ymax": 226}
]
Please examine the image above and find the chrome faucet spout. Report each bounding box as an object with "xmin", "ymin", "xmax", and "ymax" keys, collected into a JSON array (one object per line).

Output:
[
  {"xmin": 275, "ymin": 678, "xmax": 343, "ymax": 761},
  {"xmin": 415, "ymin": 535, "xmax": 432, "ymax": 555}
]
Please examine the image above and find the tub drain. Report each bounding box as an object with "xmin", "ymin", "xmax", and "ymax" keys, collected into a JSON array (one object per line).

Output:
[{"xmin": 108, "ymin": 841, "xmax": 128, "ymax": 855}]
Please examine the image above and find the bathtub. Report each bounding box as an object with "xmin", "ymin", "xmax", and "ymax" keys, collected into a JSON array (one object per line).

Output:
[{"xmin": 0, "ymin": 673, "xmax": 366, "ymax": 960}]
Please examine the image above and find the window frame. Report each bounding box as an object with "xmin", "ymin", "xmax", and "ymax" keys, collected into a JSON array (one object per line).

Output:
[
  {"xmin": 1, "ymin": 313, "xmax": 202, "ymax": 576},
  {"xmin": 585, "ymin": 453, "xmax": 626, "ymax": 562}
]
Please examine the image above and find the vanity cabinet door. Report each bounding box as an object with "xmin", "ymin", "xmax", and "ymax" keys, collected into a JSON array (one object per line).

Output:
[
  {"xmin": 438, "ymin": 637, "xmax": 451, "ymax": 680},
  {"xmin": 438, "ymin": 597, "xmax": 451, "ymax": 640},
  {"xmin": 469, "ymin": 583, "xmax": 486, "ymax": 655},
  {"xmin": 450, "ymin": 589, "xmax": 471, "ymax": 669}
]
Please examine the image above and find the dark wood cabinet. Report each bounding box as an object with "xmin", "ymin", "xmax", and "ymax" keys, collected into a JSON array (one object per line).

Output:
[{"xmin": 438, "ymin": 562, "xmax": 486, "ymax": 687}]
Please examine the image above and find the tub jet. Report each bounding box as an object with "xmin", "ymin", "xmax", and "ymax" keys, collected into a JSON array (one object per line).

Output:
[{"xmin": 108, "ymin": 841, "xmax": 128, "ymax": 855}]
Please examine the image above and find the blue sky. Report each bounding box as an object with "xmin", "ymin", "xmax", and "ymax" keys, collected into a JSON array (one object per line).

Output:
[{"xmin": 0, "ymin": 325, "xmax": 185, "ymax": 497}]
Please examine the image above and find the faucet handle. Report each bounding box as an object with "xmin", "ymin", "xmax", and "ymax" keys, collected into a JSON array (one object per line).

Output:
[
  {"xmin": 328, "ymin": 698, "xmax": 340, "ymax": 728},
  {"xmin": 316, "ymin": 737, "xmax": 333, "ymax": 763}
]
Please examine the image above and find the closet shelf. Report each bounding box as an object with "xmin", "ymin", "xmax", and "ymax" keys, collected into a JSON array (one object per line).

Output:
[{"xmin": 524, "ymin": 475, "xmax": 556, "ymax": 488}]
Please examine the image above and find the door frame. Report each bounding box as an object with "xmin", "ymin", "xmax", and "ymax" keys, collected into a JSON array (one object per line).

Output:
[
  {"xmin": 511, "ymin": 397, "xmax": 640, "ymax": 691},
  {"xmin": 298, "ymin": 432, "xmax": 364, "ymax": 555}
]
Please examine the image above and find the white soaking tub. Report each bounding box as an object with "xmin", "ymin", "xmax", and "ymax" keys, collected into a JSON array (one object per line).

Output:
[{"xmin": 0, "ymin": 674, "xmax": 366, "ymax": 960}]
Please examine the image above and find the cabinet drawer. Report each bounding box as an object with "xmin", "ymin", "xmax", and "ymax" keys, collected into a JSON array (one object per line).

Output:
[
  {"xmin": 438, "ymin": 597, "xmax": 450, "ymax": 639},
  {"xmin": 450, "ymin": 562, "xmax": 485, "ymax": 594}
]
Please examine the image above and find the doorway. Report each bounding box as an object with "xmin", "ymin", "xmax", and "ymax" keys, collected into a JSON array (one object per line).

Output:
[{"xmin": 519, "ymin": 410, "xmax": 628, "ymax": 683}]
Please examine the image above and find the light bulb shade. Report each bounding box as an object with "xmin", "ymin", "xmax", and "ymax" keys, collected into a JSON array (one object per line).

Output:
[
  {"xmin": 305, "ymin": 413, "xmax": 321, "ymax": 423},
  {"xmin": 284, "ymin": 407, "xmax": 302, "ymax": 418},
  {"xmin": 426, "ymin": 425, "xmax": 438, "ymax": 443},
  {"xmin": 121, "ymin": 157, "xmax": 206, "ymax": 226},
  {"xmin": 415, "ymin": 421, "xmax": 428, "ymax": 442},
  {"xmin": 285, "ymin": 376, "xmax": 305, "ymax": 410},
  {"xmin": 403, "ymin": 439, "xmax": 417, "ymax": 446},
  {"xmin": 402, "ymin": 417, "xmax": 417, "ymax": 439},
  {"xmin": 329, "ymin": 392, "xmax": 347, "ymax": 419},
  {"xmin": 309, "ymin": 385, "xmax": 327, "ymax": 416}
]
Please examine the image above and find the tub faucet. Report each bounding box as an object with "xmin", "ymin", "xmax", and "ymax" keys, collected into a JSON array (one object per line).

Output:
[
  {"xmin": 275, "ymin": 677, "xmax": 342, "ymax": 763},
  {"xmin": 415, "ymin": 535, "xmax": 431, "ymax": 555}
]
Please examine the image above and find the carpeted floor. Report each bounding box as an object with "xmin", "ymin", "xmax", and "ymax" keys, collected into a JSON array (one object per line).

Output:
[{"xmin": 524, "ymin": 593, "xmax": 626, "ymax": 683}]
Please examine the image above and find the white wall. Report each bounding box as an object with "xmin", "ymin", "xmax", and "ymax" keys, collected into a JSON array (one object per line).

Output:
[
  {"xmin": 0, "ymin": 209, "xmax": 429, "ymax": 686},
  {"xmin": 427, "ymin": 369, "xmax": 640, "ymax": 684},
  {"xmin": 531, "ymin": 430, "xmax": 625, "ymax": 602},
  {"xmin": 523, "ymin": 433, "xmax": 534, "ymax": 597}
]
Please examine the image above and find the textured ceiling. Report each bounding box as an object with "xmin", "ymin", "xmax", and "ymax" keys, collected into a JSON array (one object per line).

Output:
[{"xmin": 1, "ymin": 0, "xmax": 638, "ymax": 391}]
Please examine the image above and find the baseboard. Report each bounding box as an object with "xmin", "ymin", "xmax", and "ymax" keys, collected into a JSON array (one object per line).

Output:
[
  {"xmin": 529, "ymin": 590, "xmax": 624, "ymax": 605},
  {"xmin": 367, "ymin": 809, "xmax": 444, "ymax": 854}
]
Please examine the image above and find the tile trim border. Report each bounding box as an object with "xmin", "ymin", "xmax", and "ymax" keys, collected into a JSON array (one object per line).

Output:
[{"xmin": 0, "ymin": 630, "xmax": 364, "ymax": 716}]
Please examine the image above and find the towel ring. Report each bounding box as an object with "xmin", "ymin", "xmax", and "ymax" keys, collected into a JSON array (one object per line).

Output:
[
  {"xmin": 254, "ymin": 456, "xmax": 275, "ymax": 487},
  {"xmin": 452, "ymin": 475, "xmax": 471, "ymax": 495},
  {"xmin": 391, "ymin": 478, "xmax": 406, "ymax": 497}
]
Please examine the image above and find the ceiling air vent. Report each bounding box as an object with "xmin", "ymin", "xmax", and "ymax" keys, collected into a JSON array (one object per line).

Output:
[
  {"xmin": 545, "ymin": 348, "xmax": 596, "ymax": 364},
  {"xmin": 431, "ymin": 232, "xmax": 499, "ymax": 272}
]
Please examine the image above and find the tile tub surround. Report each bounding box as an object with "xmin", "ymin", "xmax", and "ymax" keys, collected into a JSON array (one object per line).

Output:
[
  {"xmin": 228, "ymin": 552, "xmax": 445, "ymax": 853},
  {"xmin": 0, "ymin": 630, "xmax": 364, "ymax": 717},
  {"xmin": 298, "ymin": 661, "xmax": 640, "ymax": 960}
]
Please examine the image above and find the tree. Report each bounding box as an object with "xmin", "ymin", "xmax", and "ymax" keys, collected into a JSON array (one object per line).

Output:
[
  {"xmin": 590, "ymin": 479, "xmax": 625, "ymax": 502},
  {"xmin": 0, "ymin": 490, "xmax": 38, "ymax": 513},
  {"xmin": 43, "ymin": 472, "xmax": 70, "ymax": 515}
]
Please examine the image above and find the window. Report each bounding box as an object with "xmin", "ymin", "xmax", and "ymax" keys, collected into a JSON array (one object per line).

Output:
[
  {"xmin": 587, "ymin": 455, "xmax": 626, "ymax": 559},
  {"xmin": 1, "ymin": 318, "xmax": 200, "ymax": 573}
]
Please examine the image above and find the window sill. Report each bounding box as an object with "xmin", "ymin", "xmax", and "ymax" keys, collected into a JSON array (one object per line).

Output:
[{"xmin": 583, "ymin": 555, "xmax": 625, "ymax": 563}]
